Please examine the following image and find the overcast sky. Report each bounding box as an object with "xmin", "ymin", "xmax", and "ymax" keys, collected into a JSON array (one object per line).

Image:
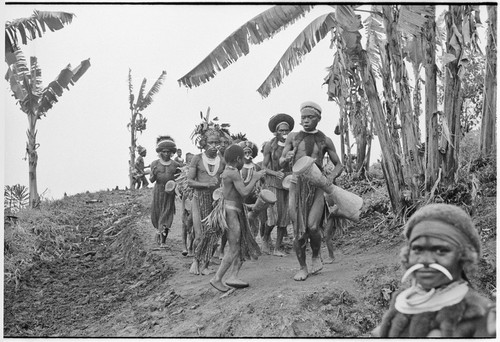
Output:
[
  {"xmin": 3, "ymin": 4, "xmax": 488, "ymax": 200},
  {"xmin": 4, "ymin": 4, "xmax": 361, "ymax": 200}
]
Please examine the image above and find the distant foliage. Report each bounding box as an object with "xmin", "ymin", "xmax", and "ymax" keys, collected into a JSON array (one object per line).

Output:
[{"xmin": 4, "ymin": 184, "xmax": 29, "ymax": 214}]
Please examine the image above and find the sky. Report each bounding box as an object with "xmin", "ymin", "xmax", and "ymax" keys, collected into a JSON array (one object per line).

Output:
[
  {"xmin": 4, "ymin": 3, "xmax": 365, "ymax": 200},
  {"xmin": 2, "ymin": 3, "xmax": 489, "ymax": 201}
]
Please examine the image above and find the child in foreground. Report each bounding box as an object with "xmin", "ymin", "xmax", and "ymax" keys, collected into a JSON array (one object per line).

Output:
[{"xmin": 209, "ymin": 144, "xmax": 265, "ymax": 292}]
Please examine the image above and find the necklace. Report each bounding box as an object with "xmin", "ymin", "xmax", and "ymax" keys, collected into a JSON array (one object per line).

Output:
[
  {"xmin": 202, "ymin": 153, "xmax": 220, "ymax": 176},
  {"xmin": 395, "ymin": 280, "xmax": 469, "ymax": 314},
  {"xmin": 278, "ymin": 141, "xmax": 285, "ymax": 147},
  {"xmin": 301, "ymin": 129, "xmax": 318, "ymax": 134},
  {"xmin": 159, "ymin": 159, "xmax": 171, "ymax": 166}
]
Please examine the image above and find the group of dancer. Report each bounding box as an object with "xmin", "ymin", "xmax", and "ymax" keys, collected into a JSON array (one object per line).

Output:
[
  {"xmin": 142, "ymin": 100, "xmax": 495, "ymax": 338},
  {"xmin": 144, "ymin": 101, "xmax": 343, "ymax": 287}
]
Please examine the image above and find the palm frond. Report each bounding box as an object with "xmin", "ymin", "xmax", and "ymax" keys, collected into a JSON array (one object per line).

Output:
[
  {"xmin": 435, "ymin": 9, "xmax": 447, "ymax": 49},
  {"xmin": 135, "ymin": 78, "xmax": 147, "ymax": 109},
  {"xmin": 6, "ymin": 50, "xmax": 30, "ymax": 101},
  {"xmin": 364, "ymin": 6, "xmax": 384, "ymax": 78},
  {"xmin": 128, "ymin": 68, "xmax": 134, "ymax": 110},
  {"xmin": 37, "ymin": 58, "xmax": 90, "ymax": 115},
  {"xmin": 177, "ymin": 5, "xmax": 313, "ymax": 88},
  {"xmin": 335, "ymin": 5, "xmax": 363, "ymax": 31},
  {"xmin": 20, "ymin": 75, "xmax": 41, "ymax": 115},
  {"xmin": 30, "ymin": 56, "xmax": 43, "ymax": 94},
  {"xmin": 257, "ymin": 12, "xmax": 336, "ymax": 97},
  {"xmin": 70, "ymin": 58, "xmax": 90, "ymax": 84},
  {"xmin": 397, "ymin": 5, "xmax": 434, "ymax": 37},
  {"xmin": 138, "ymin": 70, "xmax": 167, "ymax": 111},
  {"xmin": 5, "ymin": 10, "xmax": 74, "ymax": 53}
]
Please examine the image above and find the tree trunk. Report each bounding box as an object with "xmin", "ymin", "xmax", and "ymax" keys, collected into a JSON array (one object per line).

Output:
[
  {"xmin": 343, "ymin": 111, "xmax": 353, "ymax": 173},
  {"xmin": 383, "ymin": 5, "xmax": 424, "ymax": 200},
  {"xmin": 480, "ymin": 5, "xmax": 497, "ymax": 156},
  {"xmin": 359, "ymin": 50, "xmax": 405, "ymax": 213},
  {"xmin": 129, "ymin": 109, "xmax": 137, "ymax": 190},
  {"xmin": 27, "ymin": 114, "xmax": 40, "ymax": 208},
  {"xmin": 442, "ymin": 6, "xmax": 464, "ymax": 185},
  {"xmin": 423, "ymin": 7, "xmax": 441, "ymax": 191},
  {"xmin": 339, "ymin": 116, "xmax": 346, "ymax": 168},
  {"xmin": 362, "ymin": 118, "xmax": 373, "ymax": 174}
]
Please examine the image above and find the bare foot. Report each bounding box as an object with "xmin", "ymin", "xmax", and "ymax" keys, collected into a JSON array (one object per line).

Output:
[
  {"xmin": 323, "ymin": 256, "xmax": 335, "ymax": 264},
  {"xmin": 189, "ymin": 260, "xmax": 200, "ymax": 275},
  {"xmin": 187, "ymin": 249, "xmax": 194, "ymax": 257},
  {"xmin": 311, "ymin": 257, "xmax": 323, "ymax": 274},
  {"xmin": 261, "ymin": 240, "xmax": 271, "ymax": 255},
  {"xmin": 210, "ymin": 278, "xmax": 230, "ymax": 292},
  {"xmin": 218, "ymin": 252, "xmax": 224, "ymax": 260},
  {"xmin": 273, "ymin": 250, "xmax": 286, "ymax": 257},
  {"xmin": 200, "ymin": 267, "xmax": 215, "ymax": 276},
  {"xmin": 225, "ymin": 277, "xmax": 249, "ymax": 288},
  {"xmin": 294, "ymin": 268, "xmax": 308, "ymax": 281}
]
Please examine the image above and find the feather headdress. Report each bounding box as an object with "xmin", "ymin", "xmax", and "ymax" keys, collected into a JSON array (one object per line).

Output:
[{"xmin": 191, "ymin": 107, "xmax": 231, "ymax": 149}]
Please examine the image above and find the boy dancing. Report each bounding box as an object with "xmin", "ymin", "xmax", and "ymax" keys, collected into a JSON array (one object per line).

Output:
[{"xmin": 209, "ymin": 144, "xmax": 265, "ymax": 292}]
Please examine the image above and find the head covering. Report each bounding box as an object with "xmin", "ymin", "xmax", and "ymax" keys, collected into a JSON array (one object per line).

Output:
[
  {"xmin": 156, "ymin": 136, "xmax": 176, "ymax": 153},
  {"xmin": 268, "ymin": 113, "xmax": 295, "ymax": 133},
  {"xmin": 404, "ymin": 203, "xmax": 481, "ymax": 256},
  {"xmin": 191, "ymin": 107, "xmax": 231, "ymax": 149},
  {"xmin": 300, "ymin": 101, "xmax": 322, "ymax": 117},
  {"xmin": 238, "ymin": 140, "xmax": 258, "ymax": 158},
  {"xmin": 137, "ymin": 145, "xmax": 146, "ymax": 154}
]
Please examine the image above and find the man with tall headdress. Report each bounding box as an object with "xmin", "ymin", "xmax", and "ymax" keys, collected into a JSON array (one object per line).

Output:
[
  {"xmin": 280, "ymin": 101, "xmax": 343, "ymax": 281},
  {"xmin": 261, "ymin": 113, "xmax": 295, "ymax": 257},
  {"xmin": 188, "ymin": 110, "xmax": 230, "ymax": 275}
]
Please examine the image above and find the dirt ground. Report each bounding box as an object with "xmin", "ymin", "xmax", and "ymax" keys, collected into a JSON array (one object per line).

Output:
[{"xmin": 3, "ymin": 187, "xmax": 496, "ymax": 338}]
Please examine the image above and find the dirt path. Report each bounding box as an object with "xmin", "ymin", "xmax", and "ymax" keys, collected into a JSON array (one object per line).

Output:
[
  {"xmin": 75, "ymin": 194, "xmax": 402, "ymax": 337},
  {"xmin": 3, "ymin": 190, "xmax": 404, "ymax": 337}
]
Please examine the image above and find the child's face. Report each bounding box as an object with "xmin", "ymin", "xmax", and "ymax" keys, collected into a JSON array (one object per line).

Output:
[
  {"xmin": 219, "ymin": 137, "xmax": 230, "ymax": 155},
  {"xmin": 408, "ymin": 220, "xmax": 463, "ymax": 290},
  {"xmin": 236, "ymin": 156, "xmax": 244, "ymax": 170},
  {"xmin": 243, "ymin": 150, "xmax": 253, "ymax": 163},
  {"xmin": 159, "ymin": 149, "xmax": 173, "ymax": 161}
]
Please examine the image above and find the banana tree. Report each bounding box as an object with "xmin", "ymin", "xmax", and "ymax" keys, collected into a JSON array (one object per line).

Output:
[
  {"xmin": 177, "ymin": 4, "xmax": 407, "ymax": 212},
  {"xmin": 480, "ymin": 5, "xmax": 496, "ymax": 156},
  {"xmin": 178, "ymin": 5, "xmax": 374, "ymax": 173},
  {"xmin": 127, "ymin": 68, "xmax": 167, "ymax": 189},
  {"xmin": 5, "ymin": 11, "xmax": 91, "ymax": 208},
  {"xmin": 441, "ymin": 5, "xmax": 482, "ymax": 185}
]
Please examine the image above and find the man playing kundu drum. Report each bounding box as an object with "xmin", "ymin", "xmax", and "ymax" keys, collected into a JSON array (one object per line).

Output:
[
  {"xmin": 280, "ymin": 101, "xmax": 343, "ymax": 281},
  {"xmin": 261, "ymin": 113, "xmax": 294, "ymax": 256}
]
